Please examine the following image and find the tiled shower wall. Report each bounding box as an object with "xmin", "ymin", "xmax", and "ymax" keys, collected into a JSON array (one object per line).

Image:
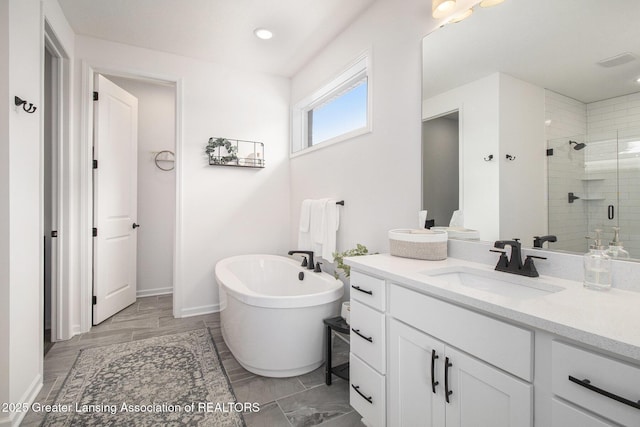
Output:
[
  {"xmin": 587, "ymin": 93, "xmax": 640, "ymax": 258},
  {"xmin": 545, "ymin": 90, "xmax": 588, "ymax": 253},
  {"xmin": 546, "ymin": 90, "xmax": 640, "ymax": 258}
]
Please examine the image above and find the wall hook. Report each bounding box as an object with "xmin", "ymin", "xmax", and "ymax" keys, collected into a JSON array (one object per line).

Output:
[
  {"xmin": 14, "ymin": 96, "xmax": 37, "ymax": 113},
  {"xmin": 484, "ymin": 154, "xmax": 494, "ymax": 161},
  {"xmin": 506, "ymin": 154, "xmax": 516, "ymax": 161}
]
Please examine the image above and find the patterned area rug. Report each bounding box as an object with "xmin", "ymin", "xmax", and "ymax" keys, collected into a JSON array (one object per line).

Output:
[{"xmin": 44, "ymin": 329, "xmax": 245, "ymax": 426}]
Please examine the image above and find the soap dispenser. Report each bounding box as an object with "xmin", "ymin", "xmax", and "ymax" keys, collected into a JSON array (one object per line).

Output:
[
  {"xmin": 584, "ymin": 229, "xmax": 612, "ymax": 291},
  {"xmin": 604, "ymin": 227, "xmax": 630, "ymax": 259}
]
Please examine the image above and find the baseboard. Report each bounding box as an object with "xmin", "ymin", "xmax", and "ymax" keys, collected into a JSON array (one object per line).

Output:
[
  {"xmin": 136, "ymin": 287, "xmax": 173, "ymax": 298},
  {"xmin": 5, "ymin": 373, "xmax": 42, "ymax": 426},
  {"xmin": 179, "ymin": 303, "xmax": 220, "ymax": 318}
]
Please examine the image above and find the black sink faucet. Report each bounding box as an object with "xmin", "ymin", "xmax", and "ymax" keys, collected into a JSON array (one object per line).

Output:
[
  {"xmin": 288, "ymin": 250, "xmax": 315, "ymax": 270},
  {"xmin": 492, "ymin": 239, "xmax": 546, "ymax": 277},
  {"xmin": 533, "ymin": 235, "xmax": 557, "ymax": 248},
  {"xmin": 494, "ymin": 239, "xmax": 523, "ymax": 270}
]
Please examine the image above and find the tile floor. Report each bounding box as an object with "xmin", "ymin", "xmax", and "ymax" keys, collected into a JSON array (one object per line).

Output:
[{"xmin": 22, "ymin": 296, "xmax": 364, "ymax": 427}]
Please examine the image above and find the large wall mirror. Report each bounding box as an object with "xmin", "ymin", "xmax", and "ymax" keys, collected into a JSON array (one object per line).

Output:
[{"xmin": 422, "ymin": 0, "xmax": 640, "ymax": 261}]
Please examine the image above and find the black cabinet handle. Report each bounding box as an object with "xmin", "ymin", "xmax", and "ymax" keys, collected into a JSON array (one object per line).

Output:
[
  {"xmin": 431, "ymin": 349, "xmax": 440, "ymax": 394},
  {"xmin": 351, "ymin": 384, "xmax": 373, "ymax": 404},
  {"xmin": 568, "ymin": 376, "xmax": 640, "ymax": 410},
  {"xmin": 132, "ymin": 223, "xmax": 140, "ymax": 229},
  {"xmin": 351, "ymin": 328, "xmax": 373, "ymax": 343},
  {"xmin": 444, "ymin": 357, "xmax": 453, "ymax": 403},
  {"xmin": 351, "ymin": 285, "xmax": 373, "ymax": 295},
  {"xmin": 608, "ymin": 205, "xmax": 615, "ymax": 220}
]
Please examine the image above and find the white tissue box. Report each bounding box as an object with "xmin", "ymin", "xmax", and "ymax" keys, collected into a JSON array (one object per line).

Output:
[{"xmin": 389, "ymin": 229, "xmax": 448, "ymax": 261}]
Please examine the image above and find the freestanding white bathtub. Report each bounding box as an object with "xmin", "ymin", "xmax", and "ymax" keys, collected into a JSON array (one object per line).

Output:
[{"xmin": 215, "ymin": 254, "xmax": 344, "ymax": 377}]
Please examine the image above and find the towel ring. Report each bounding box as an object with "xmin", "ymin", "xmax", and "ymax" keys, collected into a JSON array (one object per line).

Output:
[{"xmin": 154, "ymin": 150, "xmax": 175, "ymax": 171}]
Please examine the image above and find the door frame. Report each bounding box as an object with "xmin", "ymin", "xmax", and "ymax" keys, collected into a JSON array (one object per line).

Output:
[
  {"xmin": 79, "ymin": 62, "xmax": 184, "ymax": 332},
  {"xmin": 43, "ymin": 20, "xmax": 71, "ymax": 342}
]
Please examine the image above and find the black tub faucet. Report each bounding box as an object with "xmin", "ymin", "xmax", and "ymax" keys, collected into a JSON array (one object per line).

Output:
[
  {"xmin": 533, "ymin": 235, "xmax": 557, "ymax": 248},
  {"xmin": 288, "ymin": 250, "xmax": 315, "ymax": 270}
]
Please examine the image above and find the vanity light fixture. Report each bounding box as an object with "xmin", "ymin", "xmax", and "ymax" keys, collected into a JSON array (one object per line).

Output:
[
  {"xmin": 479, "ymin": 0, "xmax": 506, "ymax": 7},
  {"xmin": 448, "ymin": 8, "xmax": 473, "ymax": 23},
  {"xmin": 432, "ymin": 0, "xmax": 456, "ymax": 18},
  {"xmin": 253, "ymin": 28, "xmax": 273, "ymax": 40}
]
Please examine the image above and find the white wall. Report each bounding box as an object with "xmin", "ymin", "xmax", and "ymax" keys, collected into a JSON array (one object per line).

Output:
[
  {"xmin": 74, "ymin": 36, "xmax": 291, "ymax": 319},
  {"xmin": 422, "ymin": 73, "xmax": 546, "ymax": 244},
  {"xmin": 290, "ymin": 0, "xmax": 431, "ymax": 261},
  {"xmin": 1, "ymin": 0, "xmax": 45, "ymax": 424},
  {"xmin": 498, "ymin": 74, "xmax": 546, "ymax": 245},
  {"xmin": 108, "ymin": 76, "xmax": 176, "ymax": 297},
  {"xmin": 423, "ymin": 74, "xmax": 501, "ymax": 240}
]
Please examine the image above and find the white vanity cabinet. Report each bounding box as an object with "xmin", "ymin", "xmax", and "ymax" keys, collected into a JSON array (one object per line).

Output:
[
  {"xmin": 388, "ymin": 286, "xmax": 532, "ymax": 427},
  {"xmin": 550, "ymin": 341, "xmax": 640, "ymax": 426},
  {"xmin": 347, "ymin": 257, "xmax": 640, "ymax": 427},
  {"xmin": 349, "ymin": 271, "xmax": 387, "ymax": 427}
]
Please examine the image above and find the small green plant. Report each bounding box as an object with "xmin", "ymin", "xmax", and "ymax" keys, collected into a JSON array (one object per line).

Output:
[
  {"xmin": 206, "ymin": 137, "xmax": 238, "ymax": 164},
  {"xmin": 333, "ymin": 244, "xmax": 372, "ymax": 278}
]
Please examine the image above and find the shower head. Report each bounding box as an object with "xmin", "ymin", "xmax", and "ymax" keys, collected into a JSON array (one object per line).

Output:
[{"xmin": 569, "ymin": 140, "xmax": 586, "ymax": 150}]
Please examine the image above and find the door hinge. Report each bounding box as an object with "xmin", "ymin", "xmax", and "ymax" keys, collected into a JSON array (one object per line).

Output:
[
  {"xmin": 92, "ymin": 296, "xmax": 97, "ymax": 305},
  {"xmin": 546, "ymin": 148, "xmax": 554, "ymax": 156},
  {"xmin": 93, "ymin": 227, "xmax": 98, "ymax": 237},
  {"xmin": 93, "ymin": 91, "xmax": 98, "ymax": 101},
  {"xmin": 93, "ymin": 159, "xmax": 98, "ymax": 169},
  {"xmin": 51, "ymin": 230, "xmax": 58, "ymax": 238}
]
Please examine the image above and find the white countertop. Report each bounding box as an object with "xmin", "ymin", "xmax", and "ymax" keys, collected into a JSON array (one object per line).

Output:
[{"xmin": 345, "ymin": 254, "xmax": 640, "ymax": 362}]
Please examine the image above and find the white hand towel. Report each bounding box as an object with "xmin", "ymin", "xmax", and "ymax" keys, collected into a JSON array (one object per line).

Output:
[
  {"xmin": 310, "ymin": 199, "xmax": 329, "ymax": 244},
  {"xmin": 299, "ymin": 199, "xmax": 312, "ymax": 232},
  {"xmin": 297, "ymin": 199, "xmax": 313, "ymax": 250},
  {"xmin": 322, "ymin": 199, "xmax": 340, "ymax": 261}
]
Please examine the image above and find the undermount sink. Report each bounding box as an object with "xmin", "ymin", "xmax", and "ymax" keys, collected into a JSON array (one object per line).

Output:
[{"xmin": 421, "ymin": 266, "xmax": 565, "ymax": 299}]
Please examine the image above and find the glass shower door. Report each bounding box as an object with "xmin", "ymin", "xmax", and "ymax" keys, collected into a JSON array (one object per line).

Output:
[{"xmin": 616, "ymin": 127, "xmax": 640, "ymax": 258}]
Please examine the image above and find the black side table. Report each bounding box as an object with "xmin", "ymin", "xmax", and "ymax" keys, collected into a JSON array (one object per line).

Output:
[{"xmin": 323, "ymin": 316, "xmax": 350, "ymax": 385}]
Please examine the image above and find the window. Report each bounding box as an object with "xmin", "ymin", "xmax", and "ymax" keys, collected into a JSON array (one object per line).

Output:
[{"xmin": 291, "ymin": 55, "xmax": 370, "ymax": 155}]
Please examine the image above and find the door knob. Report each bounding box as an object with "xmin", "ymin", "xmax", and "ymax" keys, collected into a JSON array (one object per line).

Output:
[{"xmin": 132, "ymin": 223, "xmax": 140, "ymax": 229}]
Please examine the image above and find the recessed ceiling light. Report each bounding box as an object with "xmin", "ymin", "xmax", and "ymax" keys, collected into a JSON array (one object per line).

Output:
[
  {"xmin": 253, "ymin": 28, "xmax": 273, "ymax": 40},
  {"xmin": 480, "ymin": 0, "xmax": 506, "ymax": 7},
  {"xmin": 636, "ymin": 76, "xmax": 640, "ymax": 84}
]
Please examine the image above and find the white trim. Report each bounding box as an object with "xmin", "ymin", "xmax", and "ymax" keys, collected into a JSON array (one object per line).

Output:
[
  {"xmin": 136, "ymin": 287, "xmax": 173, "ymax": 298},
  {"xmin": 173, "ymin": 79, "xmax": 184, "ymax": 318},
  {"xmin": 43, "ymin": 18, "xmax": 73, "ymax": 343},
  {"xmin": 80, "ymin": 63, "xmax": 183, "ymax": 329},
  {"xmin": 291, "ymin": 51, "xmax": 372, "ymax": 156},
  {"xmin": 179, "ymin": 303, "xmax": 221, "ymax": 318},
  {"xmin": 8, "ymin": 374, "xmax": 42, "ymax": 426},
  {"xmin": 289, "ymin": 127, "xmax": 372, "ymax": 158}
]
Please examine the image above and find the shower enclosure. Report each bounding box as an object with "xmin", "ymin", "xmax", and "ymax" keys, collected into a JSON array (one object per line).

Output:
[{"xmin": 547, "ymin": 127, "xmax": 640, "ymax": 258}]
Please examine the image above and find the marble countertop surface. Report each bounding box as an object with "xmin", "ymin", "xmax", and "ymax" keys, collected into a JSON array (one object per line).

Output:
[{"xmin": 345, "ymin": 254, "xmax": 640, "ymax": 362}]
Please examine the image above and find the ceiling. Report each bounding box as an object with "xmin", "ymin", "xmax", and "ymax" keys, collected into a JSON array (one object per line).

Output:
[
  {"xmin": 423, "ymin": 0, "xmax": 640, "ymax": 103},
  {"xmin": 58, "ymin": 0, "xmax": 375, "ymax": 77}
]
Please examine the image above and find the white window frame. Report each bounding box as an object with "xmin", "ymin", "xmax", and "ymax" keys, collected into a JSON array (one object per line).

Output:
[{"xmin": 291, "ymin": 53, "xmax": 371, "ymax": 157}]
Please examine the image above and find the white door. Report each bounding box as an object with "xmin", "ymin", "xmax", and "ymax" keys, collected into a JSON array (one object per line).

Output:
[
  {"xmin": 93, "ymin": 74, "xmax": 139, "ymax": 324},
  {"xmin": 445, "ymin": 346, "xmax": 532, "ymax": 427},
  {"xmin": 389, "ymin": 319, "xmax": 446, "ymax": 427}
]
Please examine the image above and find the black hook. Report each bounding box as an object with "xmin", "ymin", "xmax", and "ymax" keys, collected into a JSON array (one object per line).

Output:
[
  {"xmin": 14, "ymin": 96, "xmax": 37, "ymax": 113},
  {"xmin": 506, "ymin": 154, "xmax": 516, "ymax": 161},
  {"xmin": 484, "ymin": 154, "xmax": 494, "ymax": 161}
]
